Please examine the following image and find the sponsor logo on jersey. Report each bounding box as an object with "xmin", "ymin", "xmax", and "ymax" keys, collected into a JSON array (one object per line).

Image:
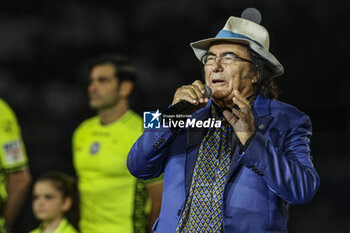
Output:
[
  {"xmin": 90, "ymin": 142, "xmax": 100, "ymax": 155},
  {"xmin": 3, "ymin": 140, "xmax": 24, "ymax": 164}
]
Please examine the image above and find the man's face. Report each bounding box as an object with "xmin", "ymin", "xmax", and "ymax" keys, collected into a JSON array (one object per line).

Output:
[
  {"xmin": 204, "ymin": 42, "xmax": 258, "ymax": 108},
  {"xmin": 88, "ymin": 63, "xmax": 120, "ymax": 111}
]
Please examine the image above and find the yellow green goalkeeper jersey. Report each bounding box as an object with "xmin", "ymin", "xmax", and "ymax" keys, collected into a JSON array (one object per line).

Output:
[
  {"xmin": 73, "ymin": 110, "xmax": 154, "ymax": 233},
  {"xmin": 0, "ymin": 98, "xmax": 28, "ymax": 212}
]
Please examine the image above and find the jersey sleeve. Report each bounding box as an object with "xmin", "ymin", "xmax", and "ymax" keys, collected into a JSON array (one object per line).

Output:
[{"xmin": 0, "ymin": 99, "xmax": 28, "ymax": 172}]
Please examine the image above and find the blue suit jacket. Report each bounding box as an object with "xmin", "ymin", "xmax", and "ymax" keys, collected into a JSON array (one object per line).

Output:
[{"xmin": 127, "ymin": 95, "xmax": 320, "ymax": 233}]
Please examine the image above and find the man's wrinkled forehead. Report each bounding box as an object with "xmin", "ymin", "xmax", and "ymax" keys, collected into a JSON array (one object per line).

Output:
[{"xmin": 208, "ymin": 41, "xmax": 250, "ymax": 56}]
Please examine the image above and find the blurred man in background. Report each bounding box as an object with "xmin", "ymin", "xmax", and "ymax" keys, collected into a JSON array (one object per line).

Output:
[
  {"xmin": 0, "ymin": 98, "xmax": 31, "ymax": 233},
  {"xmin": 72, "ymin": 55, "xmax": 162, "ymax": 233}
]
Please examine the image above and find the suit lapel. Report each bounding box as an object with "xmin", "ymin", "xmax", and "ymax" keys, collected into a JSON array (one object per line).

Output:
[{"xmin": 253, "ymin": 94, "xmax": 274, "ymax": 134}]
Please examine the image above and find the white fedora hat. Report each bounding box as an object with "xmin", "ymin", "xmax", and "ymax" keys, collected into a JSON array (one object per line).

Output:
[{"xmin": 190, "ymin": 16, "xmax": 284, "ymax": 78}]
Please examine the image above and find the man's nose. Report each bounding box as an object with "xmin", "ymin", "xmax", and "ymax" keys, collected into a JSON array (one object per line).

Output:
[
  {"xmin": 88, "ymin": 82, "xmax": 97, "ymax": 92},
  {"xmin": 211, "ymin": 58, "xmax": 224, "ymax": 72}
]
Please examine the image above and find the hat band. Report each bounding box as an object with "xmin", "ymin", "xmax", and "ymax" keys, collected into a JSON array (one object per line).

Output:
[{"xmin": 215, "ymin": 30, "xmax": 264, "ymax": 48}]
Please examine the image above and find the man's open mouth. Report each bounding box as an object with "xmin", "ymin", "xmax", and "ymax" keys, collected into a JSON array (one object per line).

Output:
[{"xmin": 212, "ymin": 79, "xmax": 225, "ymax": 84}]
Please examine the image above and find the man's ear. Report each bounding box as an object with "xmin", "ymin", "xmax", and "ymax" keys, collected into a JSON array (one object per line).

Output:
[
  {"xmin": 119, "ymin": 80, "xmax": 134, "ymax": 98},
  {"xmin": 251, "ymin": 70, "xmax": 259, "ymax": 84},
  {"xmin": 251, "ymin": 76, "xmax": 258, "ymax": 84}
]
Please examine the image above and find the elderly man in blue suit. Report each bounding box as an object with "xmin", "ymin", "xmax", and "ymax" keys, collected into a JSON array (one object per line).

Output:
[{"xmin": 127, "ymin": 14, "xmax": 320, "ymax": 233}]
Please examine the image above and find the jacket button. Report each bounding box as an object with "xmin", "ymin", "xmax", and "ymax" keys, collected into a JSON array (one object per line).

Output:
[{"xmin": 177, "ymin": 209, "xmax": 182, "ymax": 216}]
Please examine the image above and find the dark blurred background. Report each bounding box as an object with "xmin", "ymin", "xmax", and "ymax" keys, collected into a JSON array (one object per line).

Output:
[{"xmin": 0, "ymin": 0, "xmax": 348, "ymax": 232}]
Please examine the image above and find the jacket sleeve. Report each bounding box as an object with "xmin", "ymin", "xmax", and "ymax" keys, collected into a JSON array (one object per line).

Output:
[
  {"xmin": 239, "ymin": 114, "xmax": 320, "ymax": 204},
  {"xmin": 127, "ymin": 128, "xmax": 175, "ymax": 180}
]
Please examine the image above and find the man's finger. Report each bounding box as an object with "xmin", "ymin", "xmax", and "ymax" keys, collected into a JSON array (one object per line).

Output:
[
  {"xmin": 191, "ymin": 85, "xmax": 205, "ymax": 103},
  {"xmin": 192, "ymin": 80, "xmax": 206, "ymax": 95},
  {"xmin": 223, "ymin": 110, "xmax": 238, "ymax": 125},
  {"xmin": 173, "ymin": 86, "xmax": 198, "ymax": 105},
  {"xmin": 231, "ymin": 108, "xmax": 243, "ymax": 119},
  {"xmin": 232, "ymin": 96, "xmax": 250, "ymax": 111},
  {"xmin": 182, "ymin": 86, "xmax": 203, "ymax": 103},
  {"xmin": 234, "ymin": 90, "xmax": 250, "ymax": 107},
  {"xmin": 239, "ymin": 85, "xmax": 251, "ymax": 98}
]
